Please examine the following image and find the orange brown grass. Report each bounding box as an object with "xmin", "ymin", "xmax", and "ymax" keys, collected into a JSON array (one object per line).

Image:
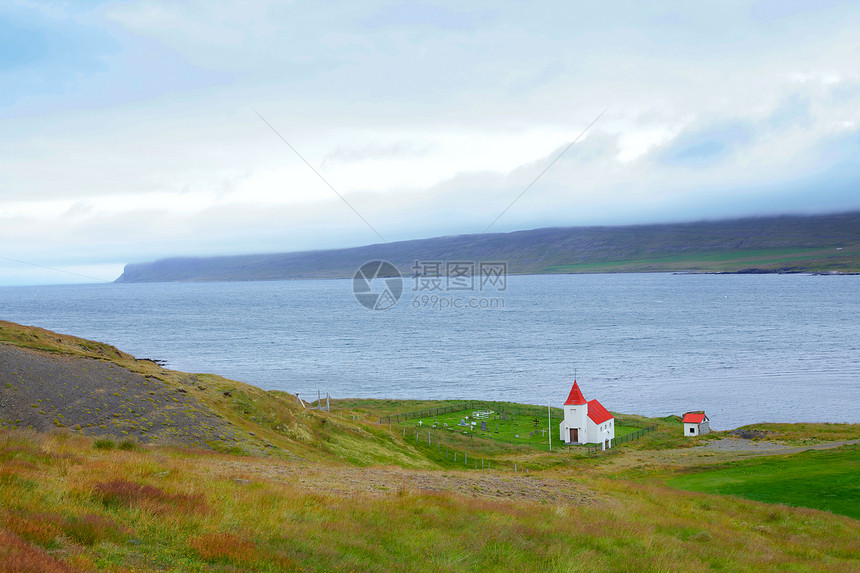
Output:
[
  {"xmin": 63, "ymin": 513, "xmax": 129, "ymax": 546},
  {"xmin": 188, "ymin": 531, "xmax": 257, "ymax": 563},
  {"xmin": 92, "ymin": 479, "xmax": 206, "ymax": 514},
  {"xmin": 0, "ymin": 530, "xmax": 80, "ymax": 573},
  {"xmin": 1, "ymin": 512, "xmax": 64, "ymax": 547}
]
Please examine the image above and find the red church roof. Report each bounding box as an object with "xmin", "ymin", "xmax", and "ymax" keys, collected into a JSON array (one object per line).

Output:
[
  {"xmin": 682, "ymin": 412, "xmax": 708, "ymax": 424},
  {"xmin": 586, "ymin": 399, "xmax": 613, "ymax": 424},
  {"xmin": 563, "ymin": 381, "xmax": 587, "ymax": 405}
]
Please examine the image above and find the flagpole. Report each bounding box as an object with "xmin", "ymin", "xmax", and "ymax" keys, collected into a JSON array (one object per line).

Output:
[{"xmin": 548, "ymin": 399, "xmax": 551, "ymax": 451}]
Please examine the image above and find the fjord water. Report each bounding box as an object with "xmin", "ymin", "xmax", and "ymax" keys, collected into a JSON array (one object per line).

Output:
[{"xmin": 1, "ymin": 273, "xmax": 857, "ymax": 430}]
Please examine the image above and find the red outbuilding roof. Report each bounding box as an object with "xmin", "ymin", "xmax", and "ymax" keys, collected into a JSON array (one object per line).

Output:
[
  {"xmin": 586, "ymin": 399, "xmax": 613, "ymax": 424},
  {"xmin": 563, "ymin": 381, "xmax": 587, "ymax": 405},
  {"xmin": 682, "ymin": 412, "xmax": 708, "ymax": 424}
]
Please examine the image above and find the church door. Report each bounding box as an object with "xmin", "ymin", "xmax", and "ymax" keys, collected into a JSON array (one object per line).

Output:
[{"xmin": 570, "ymin": 428, "xmax": 578, "ymax": 442}]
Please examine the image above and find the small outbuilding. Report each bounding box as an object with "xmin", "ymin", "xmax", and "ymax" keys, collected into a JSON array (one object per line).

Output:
[
  {"xmin": 682, "ymin": 411, "xmax": 710, "ymax": 436},
  {"xmin": 559, "ymin": 381, "xmax": 615, "ymax": 450}
]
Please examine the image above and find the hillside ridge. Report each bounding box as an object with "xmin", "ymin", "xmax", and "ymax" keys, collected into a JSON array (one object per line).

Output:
[
  {"xmin": 116, "ymin": 211, "xmax": 860, "ymax": 282},
  {"xmin": 0, "ymin": 320, "xmax": 439, "ymax": 465}
]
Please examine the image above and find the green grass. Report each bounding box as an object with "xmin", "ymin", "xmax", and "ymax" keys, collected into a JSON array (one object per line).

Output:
[
  {"xmin": 667, "ymin": 445, "xmax": 860, "ymax": 519},
  {"xmin": 332, "ymin": 398, "xmax": 476, "ymax": 418},
  {"xmin": 543, "ymin": 245, "xmax": 860, "ymax": 273},
  {"xmin": 609, "ymin": 415, "xmax": 702, "ymax": 451},
  {"xmin": 732, "ymin": 422, "xmax": 860, "ymax": 444},
  {"xmin": 406, "ymin": 405, "xmax": 567, "ymax": 449},
  {"xmin": 402, "ymin": 406, "xmax": 640, "ymax": 451}
]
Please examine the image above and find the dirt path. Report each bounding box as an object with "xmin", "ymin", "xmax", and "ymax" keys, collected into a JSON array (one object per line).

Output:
[{"xmin": 203, "ymin": 458, "xmax": 599, "ymax": 506}]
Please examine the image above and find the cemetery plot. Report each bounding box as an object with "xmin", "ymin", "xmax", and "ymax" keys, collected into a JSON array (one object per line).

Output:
[{"xmin": 408, "ymin": 406, "xmax": 641, "ymax": 448}]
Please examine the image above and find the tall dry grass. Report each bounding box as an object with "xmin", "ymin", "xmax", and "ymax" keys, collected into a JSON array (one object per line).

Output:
[
  {"xmin": 0, "ymin": 530, "xmax": 81, "ymax": 573},
  {"xmin": 0, "ymin": 428, "xmax": 857, "ymax": 572}
]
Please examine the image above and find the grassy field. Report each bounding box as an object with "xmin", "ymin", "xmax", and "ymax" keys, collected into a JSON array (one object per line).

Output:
[
  {"xmin": 667, "ymin": 445, "xmax": 860, "ymax": 519},
  {"xmin": 730, "ymin": 422, "xmax": 860, "ymax": 444},
  {"xmin": 399, "ymin": 404, "xmax": 640, "ymax": 450},
  {"xmin": 2, "ymin": 322, "xmax": 859, "ymax": 571},
  {"xmin": 543, "ymin": 244, "xmax": 860, "ymax": 274}
]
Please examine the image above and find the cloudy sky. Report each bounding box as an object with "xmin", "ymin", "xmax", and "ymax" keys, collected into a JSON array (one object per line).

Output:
[{"xmin": 2, "ymin": 1, "xmax": 859, "ymax": 285}]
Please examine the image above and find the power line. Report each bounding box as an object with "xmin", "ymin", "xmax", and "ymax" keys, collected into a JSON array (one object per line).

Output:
[
  {"xmin": 482, "ymin": 108, "xmax": 608, "ymax": 234},
  {"xmin": 253, "ymin": 108, "xmax": 387, "ymax": 243},
  {"xmin": 0, "ymin": 256, "xmax": 113, "ymax": 283}
]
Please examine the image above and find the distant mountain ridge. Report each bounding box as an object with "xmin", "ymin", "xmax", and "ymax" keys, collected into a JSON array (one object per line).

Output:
[{"xmin": 116, "ymin": 211, "xmax": 860, "ymax": 282}]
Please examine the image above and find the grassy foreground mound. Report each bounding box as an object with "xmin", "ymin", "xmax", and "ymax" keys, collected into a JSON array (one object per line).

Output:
[{"xmin": 1, "ymin": 321, "xmax": 858, "ymax": 571}]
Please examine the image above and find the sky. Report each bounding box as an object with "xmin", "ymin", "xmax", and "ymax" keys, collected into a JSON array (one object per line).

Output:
[{"xmin": 1, "ymin": 0, "xmax": 859, "ymax": 285}]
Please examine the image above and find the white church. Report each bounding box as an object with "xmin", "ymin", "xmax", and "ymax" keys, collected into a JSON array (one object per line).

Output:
[{"xmin": 559, "ymin": 381, "xmax": 615, "ymax": 450}]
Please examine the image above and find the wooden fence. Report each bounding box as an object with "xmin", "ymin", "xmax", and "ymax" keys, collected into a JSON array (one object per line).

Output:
[
  {"xmin": 583, "ymin": 423, "xmax": 658, "ymax": 454},
  {"xmin": 405, "ymin": 429, "xmax": 533, "ymax": 473},
  {"xmin": 379, "ymin": 406, "xmax": 657, "ymax": 456},
  {"xmin": 378, "ymin": 402, "xmax": 558, "ymax": 425},
  {"xmin": 377, "ymin": 402, "xmax": 480, "ymax": 425},
  {"xmin": 612, "ymin": 424, "xmax": 657, "ymax": 446}
]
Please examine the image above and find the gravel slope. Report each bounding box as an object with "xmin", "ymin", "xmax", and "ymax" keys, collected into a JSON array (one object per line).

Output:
[{"xmin": 0, "ymin": 343, "xmax": 241, "ymax": 449}]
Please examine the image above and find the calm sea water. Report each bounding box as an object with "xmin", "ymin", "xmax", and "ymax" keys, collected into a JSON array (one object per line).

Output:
[{"xmin": 1, "ymin": 274, "xmax": 857, "ymax": 430}]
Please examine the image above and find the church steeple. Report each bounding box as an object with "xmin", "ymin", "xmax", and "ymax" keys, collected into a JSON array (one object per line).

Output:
[{"xmin": 563, "ymin": 380, "xmax": 587, "ymax": 405}]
